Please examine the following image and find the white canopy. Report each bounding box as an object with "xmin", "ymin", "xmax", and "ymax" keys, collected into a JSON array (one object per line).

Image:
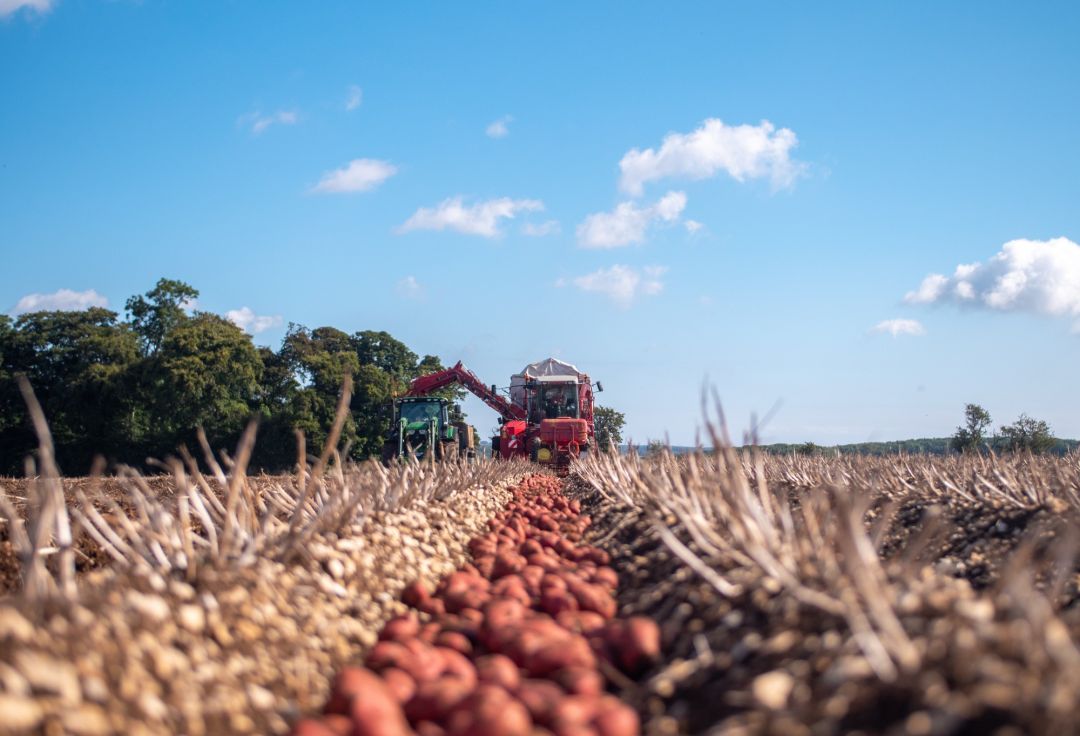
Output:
[{"xmin": 510, "ymin": 358, "xmax": 587, "ymax": 409}]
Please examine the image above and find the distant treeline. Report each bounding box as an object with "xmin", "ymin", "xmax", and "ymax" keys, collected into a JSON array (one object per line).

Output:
[
  {"xmin": 0, "ymin": 278, "xmax": 463, "ymax": 475},
  {"xmin": 758, "ymin": 437, "xmax": 1080, "ymax": 456},
  {"xmin": 625, "ymin": 437, "xmax": 1080, "ymax": 457}
]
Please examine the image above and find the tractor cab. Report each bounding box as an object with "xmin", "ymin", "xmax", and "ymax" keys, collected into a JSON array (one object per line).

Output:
[{"xmin": 384, "ymin": 397, "xmax": 475, "ymax": 462}]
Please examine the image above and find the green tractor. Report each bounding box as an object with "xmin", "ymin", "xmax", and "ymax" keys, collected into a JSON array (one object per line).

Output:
[{"xmin": 382, "ymin": 397, "xmax": 476, "ymax": 463}]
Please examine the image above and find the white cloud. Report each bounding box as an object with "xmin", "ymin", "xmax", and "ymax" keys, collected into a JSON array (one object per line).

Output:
[
  {"xmin": 398, "ymin": 196, "xmax": 544, "ymax": 238},
  {"xmin": 576, "ymin": 191, "xmax": 686, "ymax": 248},
  {"xmin": 904, "ymin": 237, "xmax": 1080, "ymax": 331},
  {"xmin": 346, "ymin": 85, "xmax": 363, "ymax": 111},
  {"xmin": 11, "ymin": 288, "xmax": 107, "ymax": 315},
  {"xmin": 396, "ymin": 276, "xmax": 424, "ymax": 300},
  {"xmin": 871, "ymin": 318, "xmax": 926, "ymax": 337},
  {"xmin": 486, "ymin": 115, "xmax": 513, "ymax": 139},
  {"xmin": 312, "ymin": 158, "xmax": 397, "ymax": 194},
  {"xmin": 225, "ymin": 307, "xmax": 282, "ymax": 335},
  {"xmin": 684, "ymin": 219, "xmax": 704, "ymax": 234},
  {"xmin": 569, "ymin": 265, "xmax": 667, "ymax": 308},
  {"xmin": 240, "ymin": 110, "xmax": 299, "ymax": 135},
  {"xmin": 522, "ymin": 220, "xmax": 561, "ymax": 237},
  {"xmin": 618, "ymin": 118, "xmax": 805, "ymax": 196},
  {"xmin": 0, "ymin": 0, "xmax": 52, "ymax": 18}
]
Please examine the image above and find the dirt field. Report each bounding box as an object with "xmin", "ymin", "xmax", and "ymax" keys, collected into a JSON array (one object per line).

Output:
[{"xmin": 2, "ymin": 449, "xmax": 1079, "ymax": 735}]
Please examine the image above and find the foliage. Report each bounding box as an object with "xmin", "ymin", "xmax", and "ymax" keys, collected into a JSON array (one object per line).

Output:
[
  {"xmin": 997, "ymin": 413, "xmax": 1056, "ymax": 454},
  {"xmin": 139, "ymin": 313, "xmax": 263, "ymax": 457},
  {"xmin": 644, "ymin": 439, "xmax": 667, "ymax": 457},
  {"xmin": 951, "ymin": 403, "xmax": 993, "ymax": 454},
  {"xmin": 593, "ymin": 405, "xmax": 626, "ymax": 453},
  {"xmin": 125, "ymin": 278, "xmax": 199, "ymax": 355},
  {"xmin": 0, "ymin": 278, "xmax": 468, "ymax": 474},
  {"xmin": 0, "ymin": 308, "xmax": 141, "ymax": 470}
]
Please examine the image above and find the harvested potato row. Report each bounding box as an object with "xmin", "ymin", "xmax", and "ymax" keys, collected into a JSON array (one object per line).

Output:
[
  {"xmin": 0, "ymin": 466, "xmax": 525, "ymax": 736},
  {"xmin": 294, "ymin": 474, "xmax": 659, "ymax": 736}
]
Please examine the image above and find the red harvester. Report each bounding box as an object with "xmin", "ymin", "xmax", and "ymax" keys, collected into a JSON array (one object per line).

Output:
[{"xmin": 404, "ymin": 358, "xmax": 601, "ymax": 473}]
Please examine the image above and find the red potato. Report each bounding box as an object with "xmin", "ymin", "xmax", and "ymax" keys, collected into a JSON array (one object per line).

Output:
[
  {"xmin": 525, "ymin": 637, "xmax": 597, "ymax": 677},
  {"xmin": 401, "ymin": 580, "xmax": 431, "ymax": 609},
  {"xmin": 323, "ymin": 715, "xmax": 353, "ymax": 736},
  {"xmin": 520, "ymin": 538, "xmax": 544, "ymax": 557},
  {"xmin": 379, "ymin": 614, "xmax": 421, "ymax": 642},
  {"xmin": 550, "ymin": 695, "xmax": 600, "ymax": 731},
  {"xmin": 364, "ymin": 641, "xmax": 410, "ymax": 674},
  {"xmin": 419, "ymin": 597, "xmax": 447, "ymax": 617},
  {"xmin": 491, "ymin": 576, "xmax": 532, "ymax": 606},
  {"xmin": 437, "ymin": 647, "xmax": 478, "ymax": 689},
  {"xmin": 552, "ymin": 727, "xmax": 597, "ymax": 736},
  {"xmin": 436, "ymin": 630, "xmax": 473, "ymax": 655},
  {"xmin": 591, "ymin": 568, "xmax": 618, "ymax": 590},
  {"xmin": 592, "ymin": 703, "xmax": 639, "ymax": 736},
  {"xmin": 290, "ymin": 718, "xmax": 342, "ymax": 736},
  {"xmin": 556, "ymin": 611, "xmax": 606, "ymax": 636},
  {"xmin": 444, "ymin": 587, "xmax": 490, "ymax": 614},
  {"xmin": 554, "ymin": 538, "xmax": 577, "ymax": 559},
  {"xmin": 521, "ymin": 565, "xmax": 546, "ymax": 593},
  {"xmin": 381, "ymin": 668, "xmax": 416, "ymax": 704},
  {"xmin": 541, "ymin": 574, "xmax": 568, "ymax": 593},
  {"xmin": 402, "ymin": 638, "xmax": 448, "ymax": 682},
  {"xmin": 526, "ymin": 552, "xmax": 563, "ymax": 573},
  {"xmin": 483, "ymin": 598, "xmax": 528, "ymax": 630},
  {"xmin": 541, "ymin": 589, "xmax": 579, "ymax": 617},
  {"xmin": 475, "ymin": 556, "xmax": 496, "ymax": 579},
  {"xmin": 445, "ymin": 685, "xmax": 532, "ymax": 736},
  {"xmin": 460, "ymin": 605, "xmax": 486, "ymax": 622},
  {"xmin": 415, "ymin": 722, "xmax": 447, "ymax": 736},
  {"xmin": 568, "ymin": 583, "xmax": 617, "ymax": 620},
  {"xmin": 537, "ymin": 516, "xmax": 559, "ymax": 532},
  {"xmin": 419, "ymin": 622, "xmax": 442, "ymax": 643},
  {"xmin": 323, "ymin": 667, "xmax": 411, "ymax": 736},
  {"xmin": 553, "ymin": 667, "xmax": 604, "ymax": 697},
  {"xmin": 475, "ymin": 654, "xmax": 521, "ymax": 692},
  {"xmin": 621, "ymin": 617, "xmax": 660, "ymax": 671},
  {"xmin": 493, "ymin": 552, "xmax": 527, "ymax": 579},
  {"xmin": 516, "ymin": 678, "xmax": 564, "ymax": 720},
  {"xmin": 405, "ymin": 676, "xmax": 474, "ymax": 723}
]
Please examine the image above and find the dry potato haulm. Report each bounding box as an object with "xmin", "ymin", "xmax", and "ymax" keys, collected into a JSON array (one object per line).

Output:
[{"xmin": 3, "ymin": 407, "xmax": 1080, "ymax": 735}]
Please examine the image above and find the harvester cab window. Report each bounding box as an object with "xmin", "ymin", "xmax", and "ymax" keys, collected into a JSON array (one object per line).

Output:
[{"xmin": 541, "ymin": 385, "xmax": 579, "ymax": 420}]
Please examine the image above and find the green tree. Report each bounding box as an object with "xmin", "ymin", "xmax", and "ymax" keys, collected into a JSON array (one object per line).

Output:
[
  {"xmin": 0, "ymin": 315, "xmax": 17, "ymax": 438},
  {"xmin": 998, "ymin": 413, "xmax": 1055, "ymax": 454},
  {"xmin": 593, "ymin": 405, "xmax": 626, "ymax": 453},
  {"xmin": 951, "ymin": 403, "xmax": 992, "ymax": 454},
  {"xmin": 0, "ymin": 308, "xmax": 141, "ymax": 472},
  {"xmin": 281, "ymin": 325, "xmax": 360, "ymax": 457},
  {"xmin": 797, "ymin": 441, "xmax": 820, "ymax": 456},
  {"xmin": 140, "ymin": 313, "xmax": 262, "ymax": 456},
  {"xmin": 249, "ymin": 346, "xmax": 303, "ymax": 468},
  {"xmin": 125, "ymin": 278, "xmax": 199, "ymax": 355}
]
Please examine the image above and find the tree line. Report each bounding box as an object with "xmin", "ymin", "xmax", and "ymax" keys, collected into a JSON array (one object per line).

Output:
[
  {"xmin": 949, "ymin": 403, "xmax": 1067, "ymax": 454},
  {"xmin": 765, "ymin": 404, "xmax": 1074, "ymax": 457},
  {"xmin": 0, "ymin": 278, "xmax": 465, "ymax": 475}
]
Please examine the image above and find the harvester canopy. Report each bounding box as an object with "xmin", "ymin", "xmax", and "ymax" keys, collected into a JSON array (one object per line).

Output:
[{"xmin": 510, "ymin": 358, "xmax": 590, "ymax": 410}]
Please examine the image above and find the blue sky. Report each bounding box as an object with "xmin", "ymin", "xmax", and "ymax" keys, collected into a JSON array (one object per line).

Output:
[{"xmin": 3, "ymin": 1, "xmax": 1079, "ymax": 445}]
